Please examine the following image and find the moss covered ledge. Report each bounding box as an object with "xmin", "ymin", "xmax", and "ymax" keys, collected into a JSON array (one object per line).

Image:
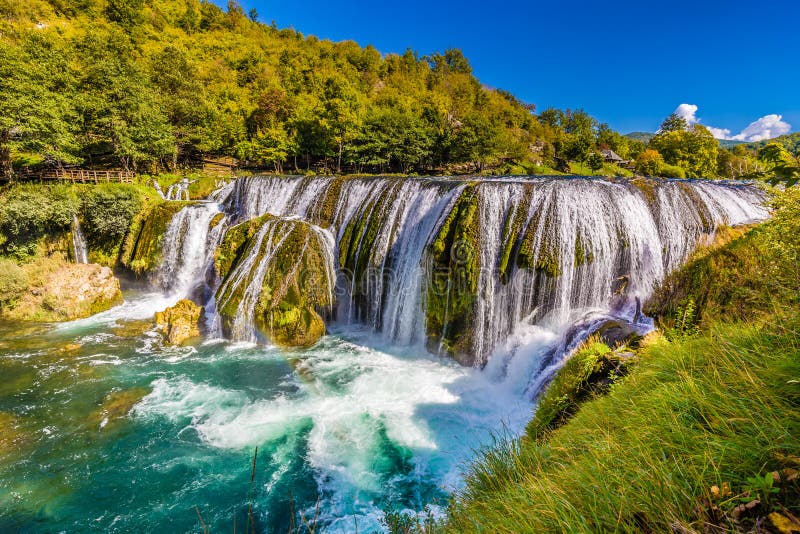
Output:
[{"xmin": 214, "ymin": 214, "xmax": 334, "ymax": 348}]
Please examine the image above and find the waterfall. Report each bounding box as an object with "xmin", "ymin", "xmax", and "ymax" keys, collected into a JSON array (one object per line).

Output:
[
  {"xmin": 71, "ymin": 215, "xmax": 89, "ymax": 264},
  {"xmin": 155, "ymin": 175, "xmax": 768, "ymax": 365},
  {"xmin": 156, "ymin": 202, "xmax": 227, "ymax": 299}
]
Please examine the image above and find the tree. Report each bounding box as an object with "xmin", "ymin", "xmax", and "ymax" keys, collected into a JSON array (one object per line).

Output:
[
  {"xmin": 0, "ymin": 38, "xmax": 80, "ymax": 179},
  {"xmin": 247, "ymin": 7, "xmax": 258, "ymax": 21},
  {"xmin": 649, "ymin": 125, "xmax": 718, "ymax": 178},
  {"xmin": 587, "ymin": 152, "xmax": 604, "ymax": 174},
  {"xmin": 635, "ymin": 149, "xmax": 664, "ymax": 177},
  {"xmin": 105, "ymin": 0, "xmax": 144, "ymax": 28},
  {"xmin": 754, "ymin": 142, "xmax": 800, "ymax": 187},
  {"xmin": 659, "ymin": 113, "xmax": 688, "ymax": 132}
]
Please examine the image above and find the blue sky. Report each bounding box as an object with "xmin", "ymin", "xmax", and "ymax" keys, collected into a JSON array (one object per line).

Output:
[{"xmin": 220, "ymin": 0, "xmax": 799, "ymax": 137}]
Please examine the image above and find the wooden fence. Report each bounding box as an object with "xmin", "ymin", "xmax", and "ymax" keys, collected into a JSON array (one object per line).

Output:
[{"xmin": 16, "ymin": 169, "xmax": 135, "ymax": 184}]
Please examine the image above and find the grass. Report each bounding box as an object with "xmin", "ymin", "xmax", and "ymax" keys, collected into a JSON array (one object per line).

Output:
[
  {"xmin": 446, "ymin": 318, "xmax": 800, "ymax": 533},
  {"xmin": 568, "ymin": 161, "xmax": 634, "ymax": 177},
  {"xmin": 441, "ymin": 188, "xmax": 800, "ymax": 533}
]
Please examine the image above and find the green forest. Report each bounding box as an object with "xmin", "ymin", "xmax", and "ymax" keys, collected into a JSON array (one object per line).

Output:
[{"xmin": 2, "ymin": 0, "xmax": 798, "ymax": 181}]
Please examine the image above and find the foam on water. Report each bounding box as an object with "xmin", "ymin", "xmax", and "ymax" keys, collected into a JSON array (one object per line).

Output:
[{"xmin": 131, "ymin": 329, "xmax": 547, "ymax": 530}]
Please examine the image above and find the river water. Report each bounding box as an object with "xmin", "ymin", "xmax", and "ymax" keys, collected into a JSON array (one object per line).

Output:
[{"xmin": 0, "ymin": 290, "xmax": 555, "ymax": 533}]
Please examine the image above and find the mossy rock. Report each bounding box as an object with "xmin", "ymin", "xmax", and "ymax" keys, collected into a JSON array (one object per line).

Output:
[
  {"xmin": 527, "ymin": 339, "xmax": 634, "ymax": 440},
  {"xmin": 154, "ymin": 299, "xmax": 203, "ymax": 345},
  {"xmin": 215, "ymin": 214, "xmax": 333, "ymax": 348},
  {"xmin": 120, "ymin": 201, "xmax": 190, "ymax": 275},
  {"xmin": 517, "ymin": 200, "xmax": 563, "ymax": 278},
  {"xmin": 424, "ymin": 183, "xmax": 482, "ymax": 364},
  {"xmin": 0, "ymin": 261, "xmax": 122, "ymax": 322}
]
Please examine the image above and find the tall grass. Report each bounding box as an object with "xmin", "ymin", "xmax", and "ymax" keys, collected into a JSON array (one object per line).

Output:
[{"xmin": 447, "ymin": 319, "xmax": 800, "ymax": 532}]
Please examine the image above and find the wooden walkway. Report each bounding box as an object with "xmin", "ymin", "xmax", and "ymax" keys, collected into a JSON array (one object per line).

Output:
[{"xmin": 16, "ymin": 169, "xmax": 135, "ymax": 184}]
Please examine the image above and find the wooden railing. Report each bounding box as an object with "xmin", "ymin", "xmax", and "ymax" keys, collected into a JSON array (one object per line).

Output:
[{"xmin": 18, "ymin": 169, "xmax": 135, "ymax": 183}]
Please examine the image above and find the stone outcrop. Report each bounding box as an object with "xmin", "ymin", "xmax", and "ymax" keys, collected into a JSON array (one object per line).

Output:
[
  {"xmin": 0, "ymin": 262, "xmax": 122, "ymax": 322},
  {"xmin": 214, "ymin": 214, "xmax": 333, "ymax": 348},
  {"xmin": 120, "ymin": 201, "xmax": 191, "ymax": 275},
  {"xmin": 154, "ymin": 299, "xmax": 203, "ymax": 345}
]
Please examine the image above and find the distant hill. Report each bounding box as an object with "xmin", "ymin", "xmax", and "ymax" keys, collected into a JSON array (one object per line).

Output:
[
  {"xmin": 625, "ymin": 132, "xmax": 654, "ymax": 144},
  {"xmin": 625, "ymin": 131, "xmax": 787, "ymax": 152},
  {"xmin": 719, "ymin": 139, "xmax": 747, "ymax": 149},
  {"xmin": 742, "ymin": 132, "xmax": 800, "ymax": 153}
]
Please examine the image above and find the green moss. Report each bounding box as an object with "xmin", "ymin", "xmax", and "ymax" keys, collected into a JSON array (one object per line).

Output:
[
  {"xmin": 120, "ymin": 202, "xmax": 188, "ymax": 275},
  {"xmin": 214, "ymin": 214, "xmax": 268, "ymax": 281},
  {"xmin": 425, "ymin": 184, "xmax": 482, "ymax": 362},
  {"xmin": 209, "ymin": 213, "xmax": 225, "ymax": 229},
  {"xmin": 526, "ymin": 340, "xmax": 626, "ymax": 440},
  {"xmin": 497, "ymin": 185, "xmax": 532, "ymax": 283},
  {"xmin": 215, "ymin": 214, "xmax": 334, "ymax": 347},
  {"xmin": 338, "ymin": 181, "xmax": 402, "ymax": 283},
  {"xmin": 517, "ymin": 205, "xmax": 562, "ymax": 278},
  {"xmin": 628, "ymin": 176, "xmax": 659, "ymax": 208},
  {"xmin": 312, "ymin": 176, "xmax": 347, "ymax": 228},
  {"xmin": 573, "ymin": 234, "xmax": 594, "ymax": 268},
  {"xmin": 678, "ymin": 181, "xmax": 715, "ymax": 233}
]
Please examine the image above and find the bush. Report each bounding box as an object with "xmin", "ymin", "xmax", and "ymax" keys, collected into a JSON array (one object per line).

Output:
[
  {"xmin": 659, "ymin": 162, "xmax": 686, "ymax": 178},
  {"xmin": 0, "ymin": 185, "xmax": 78, "ymax": 258},
  {"xmin": 80, "ymin": 184, "xmax": 144, "ymax": 250},
  {"xmin": 0, "ymin": 258, "xmax": 28, "ymax": 309}
]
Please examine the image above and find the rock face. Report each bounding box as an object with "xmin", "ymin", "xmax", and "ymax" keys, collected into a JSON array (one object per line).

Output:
[
  {"xmin": 154, "ymin": 299, "xmax": 203, "ymax": 345},
  {"xmin": 120, "ymin": 202, "xmax": 190, "ymax": 275},
  {"xmin": 1, "ymin": 262, "xmax": 122, "ymax": 322},
  {"xmin": 214, "ymin": 214, "xmax": 334, "ymax": 347}
]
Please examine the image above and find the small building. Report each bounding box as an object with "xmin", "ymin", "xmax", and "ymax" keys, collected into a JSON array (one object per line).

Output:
[{"xmin": 599, "ymin": 149, "xmax": 628, "ymax": 165}]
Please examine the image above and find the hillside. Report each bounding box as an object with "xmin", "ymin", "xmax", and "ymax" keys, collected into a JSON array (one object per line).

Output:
[
  {"xmin": 624, "ymin": 131, "xmax": 654, "ymax": 144},
  {"xmin": 3, "ymin": 0, "xmax": 617, "ymax": 178},
  {"xmin": 743, "ymin": 132, "xmax": 800, "ymax": 154}
]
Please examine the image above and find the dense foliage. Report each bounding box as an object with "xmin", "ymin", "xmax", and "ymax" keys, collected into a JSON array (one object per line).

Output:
[
  {"xmin": 0, "ymin": 0, "xmax": 647, "ymax": 177},
  {"xmin": 0, "ymin": 183, "xmax": 158, "ymax": 260},
  {"xmin": 1, "ymin": 1, "xmax": 794, "ymax": 181}
]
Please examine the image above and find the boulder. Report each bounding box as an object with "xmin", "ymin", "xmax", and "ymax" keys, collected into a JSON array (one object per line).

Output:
[
  {"xmin": 0, "ymin": 262, "xmax": 122, "ymax": 322},
  {"xmin": 594, "ymin": 319, "xmax": 641, "ymax": 347},
  {"xmin": 154, "ymin": 299, "xmax": 203, "ymax": 345},
  {"xmin": 214, "ymin": 214, "xmax": 334, "ymax": 348},
  {"xmin": 88, "ymin": 388, "xmax": 151, "ymax": 430}
]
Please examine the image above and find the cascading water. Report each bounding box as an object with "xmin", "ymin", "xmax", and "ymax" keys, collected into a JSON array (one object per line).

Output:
[
  {"xmin": 71, "ymin": 214, "xmax": 89, "ymax": 264},
  {"xmin": 211, "ymin": 175, "xmax": 767, "ymax": 366},
  {"xmin": 211, "ymin": 217, "xmax": 336, "ymax": 342},
  {"xmin": 156, "ymin": 201, "xmax": 227, "ymax": 298}
]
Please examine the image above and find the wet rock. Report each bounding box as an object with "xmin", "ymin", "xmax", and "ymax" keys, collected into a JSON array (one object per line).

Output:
[
  {"xmin": 1, "ymin": 263, "xmax": 122, "ymax": 322},
  {"xmin": 88, "ymin": 388, "xmax": 151, "ymax": 430},
  {"xmin": 215, "ymin": 214, "xmax": 333, "ymax": 348},
  {"xmin": 154, "ymin": 299, "xmax": 203, "ymax": 345},
  {"xmin": 595, "ymin": 319, "xmax": 640, "ymax": 347},
  {"xmin": 120, "ymin": 201, "xmax": 190, "ymax": 275}
]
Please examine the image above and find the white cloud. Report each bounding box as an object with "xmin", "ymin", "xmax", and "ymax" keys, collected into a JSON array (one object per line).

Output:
[
  {"xmin": 669, "ymin": 104, "xmax": 792, "ymax": 142},
  {"xmin": 674, "ymin": 103, "xmax": 700, "ymax": 125},
  {"xmin": 729, "ymin": 114, "xmax": 792, "ymax": 142}
]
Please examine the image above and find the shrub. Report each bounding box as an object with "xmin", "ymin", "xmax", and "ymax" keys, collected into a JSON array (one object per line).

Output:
[
  {"xmin": 659, "ymin": 162, "xmax": 687, "ymax": 178},
  {"xmin": 0, "ymin": 185, "xmax": 78, "ymax": 258},
  {"xmin": 80, "ymin": 184, "xmax": 143, "ymax": 250},
  {"xmin": 0, "ymin": 258, "xmax": 28, "ymax": 309}
]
